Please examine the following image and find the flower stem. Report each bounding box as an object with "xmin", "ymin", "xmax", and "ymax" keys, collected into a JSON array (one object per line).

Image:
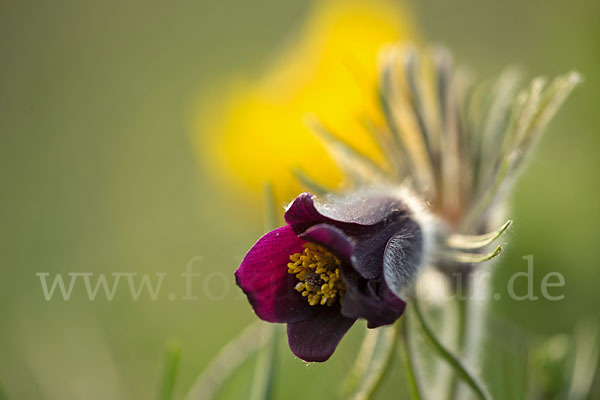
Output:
[
  {"xmin": 412, "ymin": 297, "xmax": 490, "ymax": 400},
  {"xmin": 448, "ymin": 290, "xmax": 468, "ymax": 399},
  {"xmin": 400, "ymin": 315, "xmax": 423, "ymax": 400}
]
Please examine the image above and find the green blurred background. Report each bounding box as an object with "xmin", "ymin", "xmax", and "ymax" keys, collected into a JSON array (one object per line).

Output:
[{"xmin": 1, "ymin": 0, "xmax": 599, "ymax": 399}]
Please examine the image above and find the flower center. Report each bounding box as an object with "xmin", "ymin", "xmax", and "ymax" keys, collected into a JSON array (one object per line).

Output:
[{"xmin": 287, "ymin": 243, "xmax": 345, "ymax": 306}]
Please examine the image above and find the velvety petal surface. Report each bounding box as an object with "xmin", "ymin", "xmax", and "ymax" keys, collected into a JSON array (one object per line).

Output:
[
  {"xmin": 284, "ymin": 192, "xmax": 328, "ymax": 233},
  {"xmin": 288, "ymin": 193, "xmax": 417, "ymax": 279},
  {"xmin": 286, "ymin": 306, "xmax": 355, "ymax": 362},
  {"xmin": 299, "ymin": 223, "xmax": 354, "ymax": 262},
  {"xmin": 284, "ymin": 190, "xmax": 408, "ymax": 233},
  {"xmin": 340, "ymin": 266, "xmax": 406, "ymax": 328},
  {"xmin": 383, "ymin": 220, "xmax": 424, "ymax": 297},
  {"xmin": 343, "ymin": 219, "xmax": 412, "ymax": 279},
  {"xmin": 312, "ymin": 189, "xmax": 410, "ymax": 225},
  {"xmin": 301, "ymin": 223, "xmax": 405, "ymax": 327},
  {"xmin": 301, "ymin": 220, "xmax": 410, "ymax": 280},
  {"xmin": 235, "ymin": 225, "xmax": 313, "ymax": 323}
]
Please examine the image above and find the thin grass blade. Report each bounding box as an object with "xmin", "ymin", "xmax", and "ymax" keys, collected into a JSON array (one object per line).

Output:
[
  {"xmin": 568, "ymin": 320, "xmax": 599, "ymax": 400},
  {"xmin": 157, "ymin": 339, "xmax": 181, "ymax": 400},
  {"xmin": 343, "ymin": 325, "xmax": 397, "ymax": 400},
  {"xmin": 248, "ymin": 325, "xmax": 278, "ymax": 400},
  {"xmin": 412, "ymin": 298, "xmax": 491, "ymax": 400},
  {"xmin": 184, "ymin": 322, "xmax": 268, "ymax": 400},
  {"xmin": 400, "ymin": 315, "xmax": 423, "ymax": 400}
]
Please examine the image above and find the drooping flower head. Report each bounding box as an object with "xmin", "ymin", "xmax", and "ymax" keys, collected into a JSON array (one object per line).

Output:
[
  {"xmin": 236, "ymin": 188, "xmax": 431, "ymax": 361},
  {"xmin": 235, "ymin": 44, "xmax": 579, "ymax": 361}
]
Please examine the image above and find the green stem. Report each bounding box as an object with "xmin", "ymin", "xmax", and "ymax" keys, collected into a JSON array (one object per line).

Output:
[
  {"xmin": 249, "ymin": 325, "xmax": 278, "ymax": 400},
  {"xmin": 448, "ymin": 289, "xmax": 468, "ymax": 400},
  {"xmin": 158, "ymin": 339, "xmax": 181, "ymax": 400},
  {"xmin": 400, "ymin": 315, "xmax": 423, "ymax": 400},
  {"xmin": 412, "ymin": 297, "xmax": 490, "ymax": 400}
]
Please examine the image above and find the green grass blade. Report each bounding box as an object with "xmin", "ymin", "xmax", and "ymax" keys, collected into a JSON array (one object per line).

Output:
[
  {"xmin": 400, "ymin": 315, "xmax": 423, "ymax": 400},
  {"xmin": 248, "ymin": 326, "xmax": 278, "ymax": 400},
  {"xmin": 568, "ymin": 320, "xmax": 599, "ymax": 400},
  {"xmin": 184, "ymin": 322, "xmax": 267, "ymax": 400},
  {"xmin": 412, "ymin": 298, "xmax": 491, "ymax": 400},
  {"xmin": 157, "ymin": 338, "xmax": 181, "ymax": 400},
  {"xmin": 343, "ymin": 325, "xmax": 397, "ymax": 400}
]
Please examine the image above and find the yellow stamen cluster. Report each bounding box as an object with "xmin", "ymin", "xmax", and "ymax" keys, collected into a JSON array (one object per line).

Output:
[{"xmin": 287, "ymin": 243, "xmax": 345, "ymax": 306}]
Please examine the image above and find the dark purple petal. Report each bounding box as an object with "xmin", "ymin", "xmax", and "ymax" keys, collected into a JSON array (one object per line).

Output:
[
  {"xmin": 301, "ymin": 223, "xmax": 406, "ymax": 327},
  {"xmin": 343, "ymin": 219, "xmax": 410, "ymax": 280},
  {"xmin": 284, "ymin": 190, "xmax": 409, "ymax": 233},
  {"xmin": 302, "ymin": 220, "xmax": 410, "ymax": 280},
  {"xmin": 383, "ymin": 220, "xmax": 424, "ymax": 297},
  {"xmin": 287, "ymin": 306, "xmax": 355, "ymax": 362},
  {"xmin": 299, "ymin": 223, "xmax": 354, "ymax": 262},
  {"xmin": 312, "ymin": 189, "xmax": 410, "ymax": 225},
  {"xmin": 235, "ymin": 225, "xmax": 314, "ymax": 323},
  {"xmin": 284, "ymin": 193, "xmax": 327, "ymax": 233},
  {"xmin": 285, "ymin": 190, "xmax": 414, "ymax": 280},
  {"xmin": 340, "ymin": 266, "xmax": 406, "ymax": 328}
]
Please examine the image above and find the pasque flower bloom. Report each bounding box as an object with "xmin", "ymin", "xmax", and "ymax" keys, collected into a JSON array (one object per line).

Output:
[
  {"xmin": 235, "ymin": 189, "xmax": 430, "ymax": 362},
  {"xmin": 234, "ymin": 43, "xmax": 578, "ymax": 362}
]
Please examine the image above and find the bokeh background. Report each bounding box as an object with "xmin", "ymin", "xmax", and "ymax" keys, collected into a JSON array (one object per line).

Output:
[{"xmin": 1, "ymin": 0, "xmax": 599, "ymax": 399}]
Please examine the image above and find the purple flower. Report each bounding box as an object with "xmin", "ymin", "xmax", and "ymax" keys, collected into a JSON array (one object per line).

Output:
[{"xmin": 235, "ymin": 189, "xmax": 427, "ymax": 362}]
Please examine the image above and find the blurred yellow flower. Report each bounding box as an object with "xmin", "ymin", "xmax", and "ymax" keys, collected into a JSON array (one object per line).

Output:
[{"xmin": 195, "ymin": 0, "xmax": 415, "ymax": 204}]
